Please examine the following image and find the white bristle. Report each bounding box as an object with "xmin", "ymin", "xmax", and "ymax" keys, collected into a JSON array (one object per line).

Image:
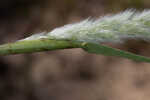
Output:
[{"xmin": 23, "ymin": 10, "xmax": 150, "ymax": 43}]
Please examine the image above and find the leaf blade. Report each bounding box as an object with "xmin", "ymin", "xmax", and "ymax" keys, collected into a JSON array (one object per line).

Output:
[{"xmin": 82, "ymin": 42, "xmax": 150, "ymax": 63}]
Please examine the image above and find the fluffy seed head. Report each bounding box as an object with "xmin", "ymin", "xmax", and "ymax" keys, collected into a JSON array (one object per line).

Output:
[
  {"xmin": 48, "ymin": 10, "xmax": 150, "ymax": 43},
  {"xmin": 23, "ymin": 10, "xmax": 150, "ymax": 43}
]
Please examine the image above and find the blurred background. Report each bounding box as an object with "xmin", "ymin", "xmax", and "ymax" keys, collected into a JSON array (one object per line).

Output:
[{"xmin": 1, "ymin": 0, "xmax": 150, "ymax": 100}]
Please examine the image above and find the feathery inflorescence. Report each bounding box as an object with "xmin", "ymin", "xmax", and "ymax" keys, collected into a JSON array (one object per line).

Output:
[{"xmin": 23, "ymin": 10, "xmax": 150, "ymax": 43}]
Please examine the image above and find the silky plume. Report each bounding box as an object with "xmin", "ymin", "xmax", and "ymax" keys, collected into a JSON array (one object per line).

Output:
[{"xmin": 24, "ymin": 10, "xmax": 150, "ymax": 44}]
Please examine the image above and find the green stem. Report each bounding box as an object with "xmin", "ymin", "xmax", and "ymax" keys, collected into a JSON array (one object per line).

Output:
[
  {"xmin": 0, "ymin": 39, "xmax": 82, "ymax": 55},
  {"xmin": 0, "ymin": 38, "xmax": 150, "ymax": 63}
]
